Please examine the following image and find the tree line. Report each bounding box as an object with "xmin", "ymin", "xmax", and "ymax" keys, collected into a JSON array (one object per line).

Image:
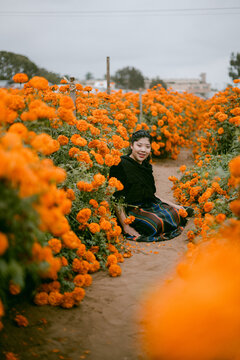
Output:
[{"xmin": 1, "ymin": 51, "xmax": 239, "ymax": 90}]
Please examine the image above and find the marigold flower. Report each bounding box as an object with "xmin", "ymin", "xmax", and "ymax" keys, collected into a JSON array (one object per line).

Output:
[
  {"xmin": 109, "ymin": 264, "xmax": 122, "ymax": 277},
  {"xmin": 124, "ymin": 216, "xmax": 135, "ymax": 224},
  {"xmin": 203, "ymin": 202, "xmax": 214, "ymax": 213},
  {"xmin": 61, "ymin": 292, "xmax": 75, "ymax": 309},
  {"xmin": 13, "ymin": 73, "xmax": 29, "ymax": 83},
  {"xmin": 100, "ymin": 218, "xmax": 112, "ymax": 231},
  {"xmin": 0, "ymin": 232, "xmax": 8, "ymax": 255},
  {"xmin": 59, "ymin": 95, "xmax": 75, "ymax": 110},
  {"xmin": 179, "ymin": 208, "xmax": 188, "ymax": 218},
  {"xmin": 5, "ymin": 352, "xmax": 19, "ymax": 360},
  {"xmin": 74, "ymin": 274, "xmax": 85, "ymax": 287},
  {"xmin": 179, "ymin": 165, "xmax": 187, "ymax": 173},
  {"xmin": 72, "ymin": 287, "xmax": 85, "ymax": 304},
  {"xmin": 84, "ymin": 274, "xmax": 93, "ymax": 287},
  {"xmin": 76, "ymin": 119, "xmax": 89, "ymax": 132},
  {"xmin": 66, "ymin": 188, "xmax": 75, "ymax": 201},
  {"xmin": 14, "ymin": 314, "xmax": 29, "ymax": 327},
  {"xmin": 70, "ymin": 134, "xmax": 87, "ymax": 147},
  {"xmin": 92, "ymin": 173, "xmax": 106, "ymax": 188},
  {"xmin": 88, "ymin": 223, "xmax": 100, "ymax": 234},
  {"xmin": 229, "ymin": 199, "xmax": 240, "ymax": 217},
  {"xmin": 76, "ymin": 243, "xmax": 86, "ymax": 257},
  {"xmin": 61, "ymin": 256, "xmax": 68, "ymax": 266},
  {"xmin": 229, "ymin": 156, "xmax": 240, "ymax": 178},
  {"xmin": 48, "ymin": 291, "xmax": 64, "ymax": 306},
  {"xmin": 106, "ymin": 254, "xmax": 118, "ymax": 267},
  {"xmin": 48, "ymin": 238, "xmax": 62, "ymax": 254},
  {"xmin": 215, "ymin": 213, "xmax": 226, "ymax": 223},
  {"xmin": 108, "ymin": 177, "xmax": 124, "ymax": 191},
  {"xmin": 89, "ymin": 199, "xmax": 98, "ymax": 208},
  {"xmin": 34, "ymin": 292, "xmax": 49, "ymax": 306},
  {"xmin": 88, "ymin": 260, "xmax": 100, "ymax": 273},
  {"xmin": 9, "ymin": 282, "xmax": 21, "ymax": 295},
  {"xmin": 58, "ymin": 135, "xmax": 69, "ymax": 146},
  {"xmin": 218, "ymin": 127, "xmax": 224, "ymax": 135},
  {"xmin": 29, "ymin": 76, "xmax": 49, "ymax": 90},
  {"xmin": 76, "ymin": 208, "xmax": 91, "ymax": 224}
]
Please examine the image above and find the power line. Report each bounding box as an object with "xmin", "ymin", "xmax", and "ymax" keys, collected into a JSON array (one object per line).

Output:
[{"xmin": 0, "ymin": 7, "xmax": 240, "ymax": 17}]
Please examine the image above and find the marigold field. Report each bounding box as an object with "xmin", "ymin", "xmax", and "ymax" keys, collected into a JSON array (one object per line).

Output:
[{"xmin": 0, "ymin": 74, "xmax": 240, "ymax": 359}]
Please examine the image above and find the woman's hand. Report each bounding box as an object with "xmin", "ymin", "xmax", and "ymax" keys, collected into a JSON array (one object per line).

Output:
[{"xmin": 123, "ymin": 224, "xmax": 140, "ymax": 237}]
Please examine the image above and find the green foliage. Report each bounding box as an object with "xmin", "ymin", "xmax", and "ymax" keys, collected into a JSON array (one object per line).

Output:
[
  {"xmin": 0, "ymin": 181, "xmax": 49, "ymax": 306},
  {"xmin": 0, "ymin": 51, "xmax": 62, "ymax": 83},
  {"xmin": 228, "ymin": 52, "xmax": 240, "ymax": 81},
  {"xmin": 112, "ymin": 66, "xmax": 145, "ymax": 90},
  {"xmin": 149, "ymin": 77, "xmax": 167, "ymax": 89}
]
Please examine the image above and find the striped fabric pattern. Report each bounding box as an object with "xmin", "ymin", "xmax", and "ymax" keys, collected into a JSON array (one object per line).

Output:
[{"xmin": 126, "ymin": 199, "xmax": 186, "ymax": 242}]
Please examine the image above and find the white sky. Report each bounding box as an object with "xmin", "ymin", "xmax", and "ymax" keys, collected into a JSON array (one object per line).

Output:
[{"xmin": 0, "ymin": 0, "xmax": 240, "ymax": 90}]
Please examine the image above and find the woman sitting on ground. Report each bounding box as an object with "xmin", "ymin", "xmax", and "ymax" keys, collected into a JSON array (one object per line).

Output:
[{"xmin": 109, "ymin": 130, "xmax": 193, "ymax": 242}]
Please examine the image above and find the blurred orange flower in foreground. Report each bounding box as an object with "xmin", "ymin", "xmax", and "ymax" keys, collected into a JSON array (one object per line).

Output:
[{"xmin": 140, "ymin": 225, "xmax": 240, "ymax": 360}]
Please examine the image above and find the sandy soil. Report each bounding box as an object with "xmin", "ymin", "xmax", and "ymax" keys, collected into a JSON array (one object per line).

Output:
[{"xmin": 0, "ymin": 149, "xmax": 194, "ymax": 360}]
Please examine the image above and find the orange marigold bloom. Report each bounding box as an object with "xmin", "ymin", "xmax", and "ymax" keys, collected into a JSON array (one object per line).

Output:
[
  {"xmin": 58, "ymin": 135, "xmax": 69, "ymax": 146},
  {"xmin": 229, "ymin": 156, "xmax": 240, "ymax": 178},
  {"xmin": 61, "ymin": 256, "xmax": 68, "ymax": 266},
  {"xmin": 58, "ymin": 106, "xmax": 76, "ymax": 125},
  {"xmin": 14, "ymin": 314, "xmax": 29, "ymax": 327},
  {"xmin": 76, "ymin": 243, "xmax": 87, "ymax": 257},
  {"xmin": 66, "ymin": 188, "xmax": 75, "ymax": 201},
  {"xmin": 88, "ymin": 260, "xmax": 100, "ymax": 273},
  {"xmin": 72, "ymin": 287, "xmax": 85, "ymax": 304},
  {"xmin": 218, "ymin": 127, "xmax": 224, "ymax": 135},
  {"xmin": 34, "ymin": 292, "xmax": 49, "ymax": 306},
  {"xmin": 203, "ymin": 202, "xmax": 214, "ymax": 213},
  {"xmin": 187, "ymin": 230, "xmax": 195, "ymax": 241},
  {"xmin": 84, "ymin": 274, "xmax": 93, "ymax": 287},
  {"xmin": 108, "ymin": 177, "xmax": 124, "ymax": 191},
  {"xmin": 70, "ymin": 134, "xmax": 87, "ymax": 147},
  {"xmin": 109, "ymin": 264, "xmax": 122, "ymax": 277},
  {"xmin": 48, "ymin": 238, "xmax": 62, "ymax": 254},
  {"xmin": 229, "ymin": 199, "xmax": 240, "ymax": 217},
  {"xmin": 9, "ymin": 282, "xmax": 21, "ymax": 295},
  {"xmin": 0, "ymin": 232, "xmax": 8, "ymax": 255},
  {"xmin": 0, "ymin": 299, "xmax": 4, "ymax": 317},
  {"xmin": 215, "ymin": 213, "xmax": 226, "ymax": 223},
  {"xmin": 76, "ymin": 208, "xmax": 91, "ymax": 223},
  {"xmin": 98, "ymin": 206, "xmax": 107, "ymax": 216},
  {"xmin": 5, "ymin": 352, "xmax": 19, "ymax": 360},
  {"xmin": 88, "ymin": 222, "xmax": 100, "ymax": 234},
  {"xmin": 62, "ymin": 231, "xmax": 81, "ymax": 249},
  {"xmin": 180, "ymin": 165, "xmax": 187, "ymax": 173},
  {"xmin": 29, "ymin": 76, "xmax": 48, "ymax": 90},
  {"xmin": 124, "ymin": 216, "xmax": 135, "ymax": 225},
  {"xmin": 59, "ymin": 95, "xmax": 75, "ymax": 110},
  {"xmin": 106, "ymin": 254, "xmax": 118, "ymax": 267},
  {"xmin": 76, "ymin": 119, "xmax": 89, "ymax": 132},
  {"xmin": 92, "ymin": 173, "xmax": 106, "ymax": 188},
  {"xmin": 84, "ymin": 86, "xmax": 92, "ymax": 92},
  {"xmin": 84, "ymin": 250, "xmax": 96, "ymax": 263},
  {"xmin": 74, "ymin": 274, "xmax": 85, "ymax": 287},
  {"xmin": 61, "ymin": 292, "xmax": 75, "ymax": 309},
  {"xmin": 99, "ymin": 218, "xmax": 112, "ymax": 231},
  {"xmin": 31, "ymin": 133, "xmax": 60, "ymax": 155},
  {"xmin": 179, "ymin": 208, "xmax": 188, "ymax": 218},
  {"xmin": 89, "ymin": 199, "xmax": 98, "ymax": 208},
  {"xmin": 12, "ymin": 73, "xmax": 29, "ymax": 83},
  {"xmin": 48, "ymin": 291, "xmax": 63, "ymax": 306}
]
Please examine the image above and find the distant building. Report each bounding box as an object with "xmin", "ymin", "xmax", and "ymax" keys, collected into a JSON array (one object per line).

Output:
[{"xmin": 145, "ymin": 73, "xmax": 211, "ymax": 98}]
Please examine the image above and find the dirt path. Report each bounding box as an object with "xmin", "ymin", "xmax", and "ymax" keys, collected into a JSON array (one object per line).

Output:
[{"xmin": 0, "ymin": 149, "xmax": 194, "ymax": 360}]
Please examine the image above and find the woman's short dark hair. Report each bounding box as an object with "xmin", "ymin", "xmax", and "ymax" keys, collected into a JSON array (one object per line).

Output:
[{"xmin": 130, "ymin": 130, "xmax": 152, "ymax": 144}]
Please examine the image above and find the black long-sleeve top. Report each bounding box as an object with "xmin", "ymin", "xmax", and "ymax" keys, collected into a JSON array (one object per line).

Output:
[{"xmin": 109, "ymin": 155, "xmax": 157, "ymax": 205}]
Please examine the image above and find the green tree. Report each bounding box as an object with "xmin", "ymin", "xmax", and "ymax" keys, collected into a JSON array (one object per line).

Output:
[
  {"xmin": 85, "ymin": 72, "xmax": 94, "ymax": 80},
  {"xmin": 228, "ymin": 52, "xmax": 240, "ymax": 81},
  {"xmin": 0, "ymin": 51, "xmax": 61, "ymax": 83},
  {"xmin": 149, "ymin": 77, "xmax": 167, "ymax": 89},
  {"xmin": 112, "ymin": 66, "xmax": 145, "ymax": 90}
]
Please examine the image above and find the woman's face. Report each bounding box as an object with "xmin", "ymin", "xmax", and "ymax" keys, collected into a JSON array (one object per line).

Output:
[{"xmin": 130, "ymin": 137, "xmax": 151, "ymax": 164}]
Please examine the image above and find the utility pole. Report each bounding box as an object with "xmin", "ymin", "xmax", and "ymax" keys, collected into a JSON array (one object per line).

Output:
[{"xmin": 106, "ymin": 56, "xmax": 110, "ymax": 95}]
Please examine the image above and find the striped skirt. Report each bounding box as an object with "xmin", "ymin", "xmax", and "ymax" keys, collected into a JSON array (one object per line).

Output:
[{"xmin": 126, "ymin": 198, "xmax": 187, "ymax": 242}]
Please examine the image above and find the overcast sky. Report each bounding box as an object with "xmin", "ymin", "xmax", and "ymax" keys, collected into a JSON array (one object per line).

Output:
[{"xmin": 1, "ymin": 0, "xmax": 240, "ymax": 89}]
